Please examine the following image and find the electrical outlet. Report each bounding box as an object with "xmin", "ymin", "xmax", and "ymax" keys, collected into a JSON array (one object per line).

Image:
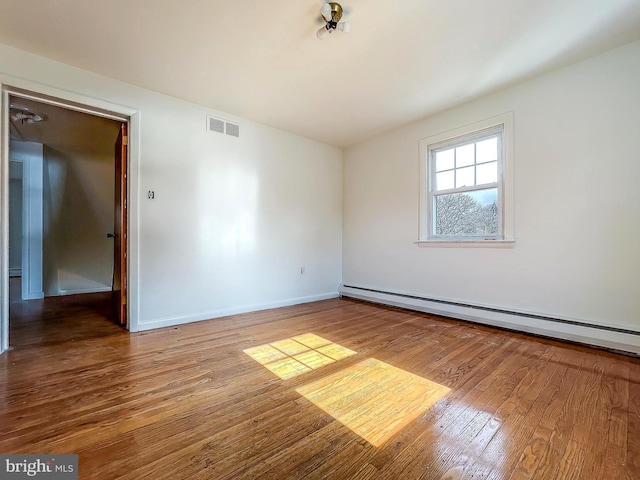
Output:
[
  {"xmin": 300, "ymin": 267, "xmax": 305, "ymax": 275},
  {"xmin": 148, "ymin": 190, "xmax": 155, "ymax": 199}
]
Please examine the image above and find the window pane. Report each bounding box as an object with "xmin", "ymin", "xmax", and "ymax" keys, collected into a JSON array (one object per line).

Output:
[
  {"xmin": 476, "ymin": 137, "xmax": 498, "ymax": 163},
  {"xmin": 455, "ymin": 144, "xmax": 474, "ymax": 167},
  {"xmin": 456, "ymin": 166, "xmax": 474, "ymax": 188},
  {"xmin": 434, "ymin": 189, "xmax": 498, "ymax": 236},
  {"xmin": 436, "ymin": 170, "xmax": 454, "ymax": 191},
  {"xmin": 476, "ymin": 161, "xmax": 497, "ymax": 185},
  {"xmin": 435, "ymin": 149, "xmax": 454, "ymax": 172}
]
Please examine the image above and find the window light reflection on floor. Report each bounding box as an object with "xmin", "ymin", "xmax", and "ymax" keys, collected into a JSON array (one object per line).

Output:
[
  {"xmin": 296, "ymin": 358, "xmax": 451, "ymax": 447},
  {"xmin": 243, "ymin": 333, "xmax": 357, "ymax": 380}
]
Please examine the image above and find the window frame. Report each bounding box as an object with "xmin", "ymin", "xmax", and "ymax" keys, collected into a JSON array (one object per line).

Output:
[{"xmin": 418, "ymin": 113, "xmax": 514, "ymax": 247}]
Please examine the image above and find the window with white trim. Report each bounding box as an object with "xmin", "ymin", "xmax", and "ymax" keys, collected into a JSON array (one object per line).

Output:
[{"xmin": 419, "ymin": 113, "xmax": 514, "ymax": 245}]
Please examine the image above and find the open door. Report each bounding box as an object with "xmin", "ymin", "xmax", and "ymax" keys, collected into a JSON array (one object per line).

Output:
[{"xmin": 113, "ymin": 123, "xmax": 127, "ymax": 325}]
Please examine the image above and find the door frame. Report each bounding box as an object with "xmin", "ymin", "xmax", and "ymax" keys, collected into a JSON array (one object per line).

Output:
[
  {"xmin": 10, "ymin": 141, "xmax": 44, "ymax": 301},
  {"xmin": 0, "ymin": 77, "xmax": 141, "ymax": 353}
]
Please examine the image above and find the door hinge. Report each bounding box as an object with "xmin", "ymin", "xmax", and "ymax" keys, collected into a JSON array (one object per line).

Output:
[{"xmin": 123, "ymin": 135, "xmax": 128, "ymax": 146}]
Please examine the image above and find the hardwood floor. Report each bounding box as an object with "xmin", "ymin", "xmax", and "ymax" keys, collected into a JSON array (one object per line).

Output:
[{"xmin": 1, "ymin": 291, "xmax": 639, "ymax": 479}]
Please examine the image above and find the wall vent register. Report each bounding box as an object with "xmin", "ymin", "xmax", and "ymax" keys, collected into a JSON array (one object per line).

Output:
[{"xmin": 207, "ymin": 115, "xmax": 240, "ymax": 138}]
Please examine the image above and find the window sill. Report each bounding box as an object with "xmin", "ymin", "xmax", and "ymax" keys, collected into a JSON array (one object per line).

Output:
[{"xmin": 415, "ymin": 239, "xmax": 515, "ymax": 248}]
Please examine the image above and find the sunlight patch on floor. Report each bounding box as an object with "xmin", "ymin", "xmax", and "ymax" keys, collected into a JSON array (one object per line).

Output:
[
  {"xmin": 296, "ymin": 358, "xmax": 451, "ymax": 447},
  {"xmin": 243, "ymin": 333, "xmax": 357, "ymax": 380}
]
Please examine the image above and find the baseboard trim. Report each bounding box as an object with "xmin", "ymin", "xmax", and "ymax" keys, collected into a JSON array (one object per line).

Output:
[
  {"xmin": 56, "ymin": 287, "xmax": 112, "ymax": 296},
  {"xmin": 339, "ymin": 285, "xmax": 640, "ymax": 356},
  {"xmin": 24, "ymin": 291, "xmax": 44, "ymax": 300},
  {"xmin": 137, "ymin": 292, "xmax": 340, "ymax": 332}
]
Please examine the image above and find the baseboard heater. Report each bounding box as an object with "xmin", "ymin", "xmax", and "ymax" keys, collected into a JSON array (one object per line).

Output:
[{"xmin": 339, "ymin": 285, "xmax": 640, "ymax": 356}]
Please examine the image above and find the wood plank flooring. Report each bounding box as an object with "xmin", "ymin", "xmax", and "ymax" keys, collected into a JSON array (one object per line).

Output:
[{"xmin": 1, "ymin": 289, "xmax": 639, "ymax": 479}]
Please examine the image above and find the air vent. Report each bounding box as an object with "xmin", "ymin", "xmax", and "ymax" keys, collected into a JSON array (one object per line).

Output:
[
  {"xmin": 225, "ymin": 122, "xmax": 240, "ymax": 138},
  {"xmin": 207, "ymin": 115, "xmax": 225, "ymax": 134},
  {"xmin": 206, "ymin": 115, "xmax": 240, "ymax": 138}
]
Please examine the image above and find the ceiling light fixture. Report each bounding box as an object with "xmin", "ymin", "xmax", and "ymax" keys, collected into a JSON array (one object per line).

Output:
[
  {"xmin": 10, "ymin": 104, "xmax": 45, "ymax": 125},
  {"xmin": 317, "ymin": 2, "xmax": 350, "ymax": 39},
  {"xmin": 11, "ymin": 111, "xmax": 44, "ymax": 125}
]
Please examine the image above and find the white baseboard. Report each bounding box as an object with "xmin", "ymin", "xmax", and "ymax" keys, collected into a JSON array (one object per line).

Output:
[
  {"xmin": 9, "ymin": 268, "xmax": 21, "ymax": 277},
  {"xmin": 339, "ymin": 285, "xmax": 640, "ymax": 356},
  {"xmin": 24, "ymin": 291, "xmax": 44, "ymax": 300},
  {"xmin": 56, "ymin": 287, "xmax": 112, "ymax": 296},
  {"xmin": 137, "ymin": 292, "xmax": 340, "ymax": 332}
]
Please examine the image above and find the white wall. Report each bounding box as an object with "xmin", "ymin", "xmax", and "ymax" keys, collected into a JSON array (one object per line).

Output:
[
  {"xmin": 0, "ymin": 44, "xmax": 343, "ymax": 331},
  {"xmin": 343, "ymin": 41, "xmax": 640, "ymax": 344},
  {"xmin": 42, "ymin": 140, "xmax": 117, "ymax": 296}
]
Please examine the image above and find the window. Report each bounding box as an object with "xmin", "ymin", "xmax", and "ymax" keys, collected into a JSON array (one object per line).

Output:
[{"xmin": 418, "ymin": 113, "xmax": 514, "ymax": 246}]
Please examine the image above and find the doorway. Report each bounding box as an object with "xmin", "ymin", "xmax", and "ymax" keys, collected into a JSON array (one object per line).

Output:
[{"xmin": 1, "ymin": 86, "xmax": 136, "ymax": 352}]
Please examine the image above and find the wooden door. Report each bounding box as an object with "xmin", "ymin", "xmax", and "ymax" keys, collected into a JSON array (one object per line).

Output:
[{"xmin": 113, "ymin": 123, "xmax": 128, "ymax": 325}]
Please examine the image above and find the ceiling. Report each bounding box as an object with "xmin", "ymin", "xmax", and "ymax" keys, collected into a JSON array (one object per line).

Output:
[{"xmin": 1, "ymin": 1, "xmax": 639, "ymax": 147}]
